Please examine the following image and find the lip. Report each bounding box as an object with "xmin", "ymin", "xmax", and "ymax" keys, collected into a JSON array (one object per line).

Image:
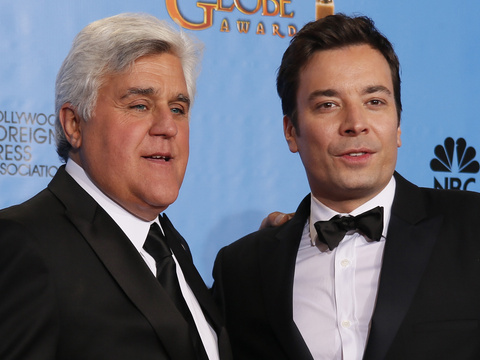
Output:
[
  {"xmin": 336, "ymin": 148, "xmax": 374, "ymax": 162},
  {"xmin": 339, "ymin": 147, "xmax": 373, "ymax": 155},
  {"xmin": 142, "ymin": 152, "xmax": 173, "ymax": 162}
]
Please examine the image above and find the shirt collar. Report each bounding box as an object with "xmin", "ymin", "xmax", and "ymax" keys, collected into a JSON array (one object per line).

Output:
[{"xmin": 65, "ymin": 159, "xmax": 161, "ymax": 252}]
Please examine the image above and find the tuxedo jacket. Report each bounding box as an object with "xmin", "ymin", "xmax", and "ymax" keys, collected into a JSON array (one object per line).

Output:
[
  {"xmin": 213, "ymin": 172, "xmax": 480, "ymax": 360},
  {"xmin": 0, "ymin": 166, "xmax": 232, "ymax": 360}
]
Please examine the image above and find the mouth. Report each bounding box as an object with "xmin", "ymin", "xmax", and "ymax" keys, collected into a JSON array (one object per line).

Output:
[
  {"xmin": 337, "ymin": 149, "xmax": 374, "ymax": 162},
  {"xmin": 143, "ymin": 154, "xmax": 172, "ymax": 162},
  {"xmin": 347, "ymin": 152, "xmax": 368, "ymax": 157}
]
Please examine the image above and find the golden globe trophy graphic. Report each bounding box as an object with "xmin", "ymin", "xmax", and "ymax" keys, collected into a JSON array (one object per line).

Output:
[{"xmin": 316, "ymin": 0, "xmax": 335, "ymax": 20}]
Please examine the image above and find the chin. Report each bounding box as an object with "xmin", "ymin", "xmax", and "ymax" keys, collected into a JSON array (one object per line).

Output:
[{"xmin": 150, "ymin": 192, "xmax": 179, "ymax": 209}]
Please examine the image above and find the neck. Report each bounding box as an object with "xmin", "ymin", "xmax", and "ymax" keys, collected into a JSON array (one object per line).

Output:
[{"xmin": 313, "ymin": 192, "xmax": 382, "ymax": 214}]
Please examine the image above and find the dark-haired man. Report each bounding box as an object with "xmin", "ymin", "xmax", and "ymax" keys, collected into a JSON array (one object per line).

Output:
[{"xmin": 213, "ymin": 14, "xmax": 480, "ymax": 360}]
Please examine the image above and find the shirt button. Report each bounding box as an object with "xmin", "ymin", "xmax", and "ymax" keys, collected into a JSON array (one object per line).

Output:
[
  {"xmin": 341, "ymin": 320, "xmax": 351, "ymax": 328},
  {"xmin": 340, "ymin": 259, "xmax": 351, "ymax": 268}
]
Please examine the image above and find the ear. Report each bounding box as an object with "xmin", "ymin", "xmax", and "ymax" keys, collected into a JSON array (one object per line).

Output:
[
  {"xmin": 283, "ymin": 115, "xmax": 299, "ymax": 153},
  {"xmin": 397, "ymin": 126, "xmax": 402, "ymax": 148},
  {"xmin": 59, "ymin": 104, "xmax": 83, "ymax": 150}
]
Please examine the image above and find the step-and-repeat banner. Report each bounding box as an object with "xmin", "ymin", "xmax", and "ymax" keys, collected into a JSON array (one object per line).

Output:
[{"xmin": 1, "ymin": 0, "xmax": 480, "ymax": 284}]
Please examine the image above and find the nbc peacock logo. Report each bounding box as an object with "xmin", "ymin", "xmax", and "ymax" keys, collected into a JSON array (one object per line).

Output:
[{"xmin": 430, "ymin": 137, "xmax": 479, "ymax": 190}]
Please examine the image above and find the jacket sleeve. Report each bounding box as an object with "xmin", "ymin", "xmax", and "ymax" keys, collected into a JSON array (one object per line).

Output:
[{"xmin": 0, "ymin": 219, "xmax": 58, "ymax": 360}]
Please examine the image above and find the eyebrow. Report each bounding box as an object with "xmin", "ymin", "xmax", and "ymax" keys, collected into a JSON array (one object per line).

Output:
[
  {"xmin": 121, "ymin": 87, "xmax": 155, "ymax": 99},
  {"xmin": 176, "ymin": 93, "xmax": 191, "ymax": 107},
  {"xmin": 308, "ymin": 85, "xmax": 392, "ymax": 102},
  {"xmin": 308, "ymin": 89, "xmax": 338, "ymax": 102},
  {"xmin": 121, "ymin": 88, "xmax": 191, "ymax": 106},
  {"xmin": 363, "ymin": 85, "xmax": 392, "ymax": 96}
]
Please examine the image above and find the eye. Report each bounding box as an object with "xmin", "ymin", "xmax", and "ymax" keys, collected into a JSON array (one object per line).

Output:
[
  {"xmin": 368, "ymin": 99, "xmax": 385, "ymax": 106},
  {"xmin": 131, "ymin": 104, "xmax": 147, "ymax": 111},
  {"xmin": 315, "ymin": 101, "xmax": 338, "ymax": 111},
  {"xmin": 171, "ymin": 107, "xmax": 185, "ymax": 115},
  {"xmin": 321, "ymin": 102, "xmax": 336, "ymax": 108}
]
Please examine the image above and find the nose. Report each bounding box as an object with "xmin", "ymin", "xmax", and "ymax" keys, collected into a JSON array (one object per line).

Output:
[
  {"xmin": 339, "ymin": 104, "xmax": 369, "ymax": 136},
  {"xmin": 149, "ymin": 108, "xmax": 178, "ymax": 138}
]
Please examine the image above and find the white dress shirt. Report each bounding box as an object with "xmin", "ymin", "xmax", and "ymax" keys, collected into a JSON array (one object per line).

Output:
[
  {"xmin": 65, "ymin": 160, "xmax": 219, "ymax": 360},
  {"xmin": 293, "ymin": 177, "xmax": 396, "ymax": 360}
]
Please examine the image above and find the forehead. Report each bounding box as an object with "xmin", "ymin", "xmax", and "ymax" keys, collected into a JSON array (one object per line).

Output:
[
  {"xmin": 104, "ymin": 52, "xmax": 187, "ymax": 91},
  {"xmin": 136, "ymin": 53, "xmax": 184, "ymax": 80},
  {"xmin": 299, "ymin": 45, "xmax": 393, "ymax": 90}
]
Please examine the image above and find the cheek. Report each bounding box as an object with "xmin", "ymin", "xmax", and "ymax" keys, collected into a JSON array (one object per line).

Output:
[
  {"xmin": 179, "ymin": 124, "xmax": 190, "ymax": 155},
  {"xmin": 111, "ymin": 126, "xmax": 150, "ymax": 156},
  {"xmin": 304, "ymin": 130, "xmax": 329, "ymax": 155},
  {"xmin": 388, "ymin": 127, "xmax": 401, "ymax": 150}
]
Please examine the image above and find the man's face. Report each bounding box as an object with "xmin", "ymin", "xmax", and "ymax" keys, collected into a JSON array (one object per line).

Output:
[
  {"xmin": 72, "ymin": 52, "xmax": 190, "ymax": 220},
  {"xmin": 284, "ymin": 44, "xmax": 401, "ymax": 213}
]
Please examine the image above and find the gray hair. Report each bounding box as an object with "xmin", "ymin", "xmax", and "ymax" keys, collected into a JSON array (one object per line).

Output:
[{"xmin": 55, "ymin": 13, "xmax": 202, "ymax": 162}]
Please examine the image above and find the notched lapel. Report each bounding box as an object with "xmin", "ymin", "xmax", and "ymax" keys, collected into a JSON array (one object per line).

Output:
[
  {"xmin": 160, "ymin": 214, "xmax": 234, "ymax": 360},
  {"xmin": 364, "ymin": 208, "xmax": 443, "ymax": 360},
  {"xmin": 160, "ymin": 214, "xmax": 224, "ymax": 331},
  {"xmin": 50, "ymin": 168, "xmax": 197, "ymax": 359},
  {"xmin": 260, "ymin": 196, "xmax": 314, "ymax": 360},
  {"xmin": 69, "ymin": 208, "xmax": 198, "ymax": 359}
]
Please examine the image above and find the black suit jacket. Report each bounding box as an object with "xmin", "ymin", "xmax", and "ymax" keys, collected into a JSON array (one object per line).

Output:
[
  {"xmin": 0, "ymin": 166, "xmax": 232, "ymax": 360},
  {"xmin": 213, "ymin": 173, "xmax": 480, "ymax": 360}
]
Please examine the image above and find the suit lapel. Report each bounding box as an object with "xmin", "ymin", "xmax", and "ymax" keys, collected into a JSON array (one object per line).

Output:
[
  {"xmin": 160, "ymin": 214, "xmax": 233, "ymax": 360},
  {"xmin": 363, "ymin": 173, "xmax": 443, "ymax": 360},
  {"xmin": 160, "ymin": 215, "xmax": 217, "ymax": 321},
  {"xmin": 260, "ymin": 196, "xmax": 314, "ymax": 360},
  {"xmin": 48, "ymin": 167, "xmax": 197, "ymax": 359}
]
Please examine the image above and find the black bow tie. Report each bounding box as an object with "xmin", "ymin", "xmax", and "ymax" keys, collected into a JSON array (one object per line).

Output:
[{"xmin": 314, "ymin": 206, "xmax": 384, "ymax": 251}]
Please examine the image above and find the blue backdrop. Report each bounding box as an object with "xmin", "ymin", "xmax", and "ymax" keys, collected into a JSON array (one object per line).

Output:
[{"xmin": 1, "ymin": 0, "xmax": 480, "ymax": 284}]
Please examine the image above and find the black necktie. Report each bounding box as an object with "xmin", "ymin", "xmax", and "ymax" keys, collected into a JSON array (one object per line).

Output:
[
  {"xmin": 143, "ymin": 222, "xmax": 208, "ymax": 360},
  {"xmin": 314, "ymin": 206, "xmax": 384, "ymax": 251},
  {"xmin": 143, "ymin": 223, "xmax": 186, "ymax": 308}
]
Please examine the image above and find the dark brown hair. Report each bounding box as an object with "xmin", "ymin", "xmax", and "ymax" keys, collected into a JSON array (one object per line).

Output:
[{"xmin": 277, "ymin": 14, "xmax": 402, "ymax": 128}]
